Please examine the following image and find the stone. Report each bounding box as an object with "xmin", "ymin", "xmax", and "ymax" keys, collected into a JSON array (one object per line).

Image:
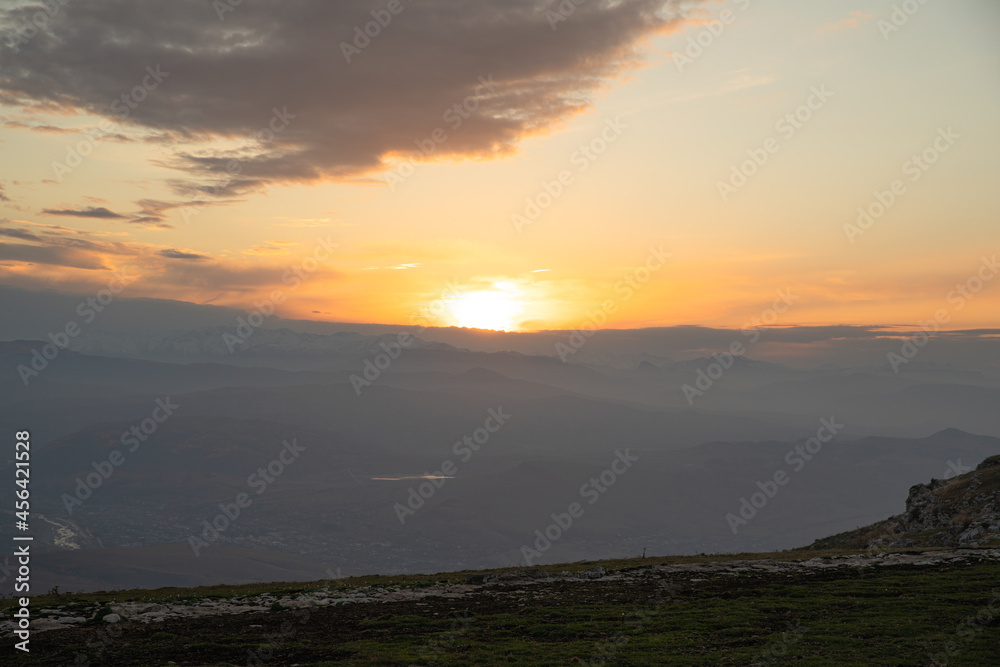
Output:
[{"xmin": 55, "ymin": 616, "xmax": 87, "ymax": 625}]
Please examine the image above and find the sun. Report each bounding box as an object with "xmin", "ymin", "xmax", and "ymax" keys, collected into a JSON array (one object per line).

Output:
[{"xmin": 447, "ymin": 283, "xmax": 524, "ymax": 331}]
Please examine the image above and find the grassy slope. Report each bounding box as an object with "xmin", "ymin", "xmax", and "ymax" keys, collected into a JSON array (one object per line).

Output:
[
  {"xmin": 3, "ymin": 549, "xmax": 999, "ymax": 666},
  {"xmin": 810, "ymin": 457, "xmax": 1000, "ymax": 551}
]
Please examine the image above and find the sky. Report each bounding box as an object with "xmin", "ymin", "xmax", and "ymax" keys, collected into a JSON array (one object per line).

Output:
[{"xmin": 1, "ymin": 0, "xmax": 998, "ymax": 332}]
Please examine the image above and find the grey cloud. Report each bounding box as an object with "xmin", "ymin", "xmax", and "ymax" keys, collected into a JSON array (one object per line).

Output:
[
  {"xmin": 159, "ymin": 248, "xmax": 209, "ymax": 260},
  {"xmin": 42, "ymin": 206, "xmax": 127, "ymax": 219},
  {"xmin": 0, "ymin": 226, "xmax": 41, "ymax": 242},
  {"xmin": 0, "ymin": 0, "xmax": 689, "ymax": 197},
  {"xmin": 0, "ymin": 242, "xmax": 109, "ymax": 270},
  {"xmin": 127, "ymin": 216, "xmax": 174, "ymax": 229}
]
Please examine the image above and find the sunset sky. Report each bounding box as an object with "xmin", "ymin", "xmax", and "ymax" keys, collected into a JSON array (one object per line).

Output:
[{"xmin": 1, "ymin": 0, "xmax": 998, "ymax": 332}]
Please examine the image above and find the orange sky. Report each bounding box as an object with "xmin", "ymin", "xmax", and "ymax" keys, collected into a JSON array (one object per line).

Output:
[{"xmin": 1, "ymin": 0, "xmax": 998, "ymax": 331}]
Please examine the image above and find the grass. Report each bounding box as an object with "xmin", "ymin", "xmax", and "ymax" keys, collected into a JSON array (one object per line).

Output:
[
  {"xmin": 0, "ymin": 547, "xmax": 930, "ymax": 612},
  {"xmin": 3, "ymin": 549, "xmax": 998, "ymax": 665}
]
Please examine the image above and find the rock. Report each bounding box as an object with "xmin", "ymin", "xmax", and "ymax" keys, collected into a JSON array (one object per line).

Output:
[
  {"xmin": 103, "ymin": 614, "xmax": 122, "ymax": 624},
  {"xmin": 976, "ymin": 455, "xmax": 1000, "ymax": 471},
  {"xmin": 55, "ymin": 616, "xmax": 87, "ymax": 625},
  {"xmin": 574, "ymin": 566, "xmax": 606, "ymax": 580},
  {"xmin": 31, "ymin": 619, "xmax": 71, "ymax": 632},
  {"xmin": 958, "ymin": 527, "xmax": 982, "ymax": 544},
  {"xmin": 139, "ymin": 612, "xmax": 168, "ymax": 622}
]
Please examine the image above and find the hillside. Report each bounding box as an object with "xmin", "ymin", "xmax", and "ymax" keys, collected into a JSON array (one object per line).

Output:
[
  {"xmin": 1, "ymin": 549, "xmax": 998, "ymax": 665},
  {"xmin": 809, "ymin": 454, "xmax": 1000, "ymax": 550},
  {"xmin": 5, "ymin": 455, "xmax": 1000, "ymax": 665}
]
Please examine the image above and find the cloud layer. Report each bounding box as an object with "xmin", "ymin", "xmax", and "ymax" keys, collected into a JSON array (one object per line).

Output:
[{"xmin": 1, "ymin": 0, "xmax": 686, "ymax": 198}]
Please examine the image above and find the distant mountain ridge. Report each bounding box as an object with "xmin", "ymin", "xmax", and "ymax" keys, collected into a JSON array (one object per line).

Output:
[{"xmin": 66, "ymin": 327, "xmax": 449, "ymax": 360}]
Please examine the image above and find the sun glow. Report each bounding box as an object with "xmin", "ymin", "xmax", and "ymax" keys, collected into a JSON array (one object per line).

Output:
[{"xmin": 447, "ymin": 283, "xmax": 524, "ymax": 331}]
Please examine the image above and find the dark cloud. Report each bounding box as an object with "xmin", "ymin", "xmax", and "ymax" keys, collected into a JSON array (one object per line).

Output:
[
  {"xmin": 0, "ymin": 242, "xmax": 109, "ymax": 270},
  {"xmin": 0, "ymin": 226, "xmax": 40, "ymax": 242},
  {"xmin": 0, "ymin": 183, "xmax": 9, "ymax": 202},
  {"xmin": 133, "ymin": 197, "xmax": 237, "ymax": 223},
  {"xmin": 42, "ymin": 206, "xmax": 127, "ymax": 219},
  {"xmin": 127, "ymin": 216, "xmax": 174, "ymax": 229},
  {"xmin": 159, "ymin": 248, "xmax": 208, "ymax": 260},
  {"xmin": 0, "ymin": 0, "xmax": 688, "ymax": 197},
  {"xmin": 0, "ymin": 219, "xmax": 338, "ymax": 296},
  {"xmin": 0, "ymin": 219, "xmax": 142, "ymax": 258}
]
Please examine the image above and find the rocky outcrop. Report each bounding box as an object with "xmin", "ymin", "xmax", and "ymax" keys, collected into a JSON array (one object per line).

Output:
[{"xmin": 812, "ymin": 454, "xmax": 1000, "ymax": 550}]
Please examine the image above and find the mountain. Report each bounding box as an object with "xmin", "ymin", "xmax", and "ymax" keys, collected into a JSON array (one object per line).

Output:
[{"xmin": 809, "ymin": 453, "xmax": 1000, "ymax": 550}]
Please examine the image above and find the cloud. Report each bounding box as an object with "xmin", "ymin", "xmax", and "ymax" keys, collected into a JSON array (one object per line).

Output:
[
  {"xmin": 243, "ymin": 242, "xmax": 296, "ymax": 256},
  {"xmin": 1, "ymin": 217, "xmax": 141, "ymax": 260},
  {"xmin": 159, "ymin": 248, "xmax": 209, "ymax": 260},
  {"xmin": 42, "ymin": 206, "xmax": 127, "ymax": 219},
  {"xmin": 0, "ymin": 0, "xmax": 693, "ymax": 200},
  {"xmin": 0, "ymin": 226, "xmax": 41, "ymax": 242},
  {"xmin": 718, "ymin": 73, "xmax": 776, "ymax": 94},
  {"xmin": 127, "ymin": 216, "xmax": 174, "ymax": 229},
  {"xmin": 0, "ymin": 218, "xmax": 341, "ymax": 301},
  {"xmin": 819, "ymin": 11, "xmax": 873, "ymax": 33},
  {"xmin": 0, "ymin": 120, "xmax": 77, "ymax": 134},
  {"xmin": 362, "ymin": 263, "xmax": 422, "ymax": 271},
  {"xmin": 0, "ymin": 184, "xmax": 9, "ymax": 202},
  {"xmin": 0, "ymin": 242, "xmax": 110, "ymax": 270},
  {"xmin": 130, "ymin": 197, "xmax": 236, "ymax": 227}
]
